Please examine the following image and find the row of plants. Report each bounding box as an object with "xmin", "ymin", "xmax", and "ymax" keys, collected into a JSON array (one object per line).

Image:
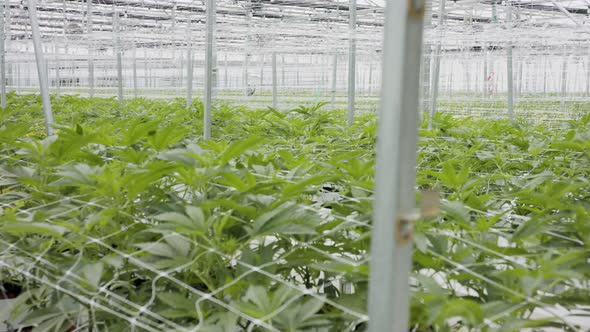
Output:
[{"xmin": 0, "ymin": 93, "xmax": 588, "ymax": 331}]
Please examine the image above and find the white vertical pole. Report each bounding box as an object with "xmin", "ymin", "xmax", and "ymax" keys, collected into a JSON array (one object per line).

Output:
[
  {"xmin": 429, "ymin": 0, "xmax": 445, "ymax": 129},
  {"xmin": 368, "ymin": 0, "xmax": 426, "ymax": 330},
  {"xmin": 483, "ymin": 46, "xmax": 488, "ymax": 98},
  {"xmin": 368, "ymin": 59, "xmax": 373, "ymax": 95},
  {"xmin": 331, "ymin": 53, "xmax": 338, "ymax": 109},
  {"xmin": 506, "ymin": 2, "xmax": 514, "ymax": 117},
  {"xmin": 87, "ymin": 0, "xmax": 94, "ymax": 97},
  {"xmin": 244, "ymin": 4, "xmax": 251, "ymax": 96},
  {"xmin": 0, "ymin": 2, "xmax": 6, "ymax": 109},
  {"xmin": 144, "ymin": 48, "xmax": 149, "ymax": 89},
  {"xmin": 55, "ymin": 45, "xmax": 60, "ymax": 99},
  {"xmin": 259, "ymin": 54, "xmax": 264, "ymax": 86},
  {"xmin": 296, "ymin": 56, "xmax": 300, "ymax": 86},
  {"xmin": 186, "ymin": 19, "xmax": 193, "ymax": 109},
  {"xmin": 281, "ymin": 55, "xmax": 285, "ymax": 87},
  {"xmin": 133, "ymin": 44, "xmax": 138, "ymax": 98},
  {"xmin": 543, "ymin": 53, "xmax": 548, "ymax": 97},
  {"xmin": 272, "ymin": 51, "xmax": 277, "ymax": 109},
  {"xmin": 203, "ymin": 0, "xmax": 215, "ymax": 140},
  {"xmin": 27, "ymin": 0, "xmax": 54, "ymax": 135},
  {"xmin": 561, "ymin": 56, "xmax": 567, "ymax": 111},
  {"xmin": 421, "ymin": 0, "xmax": 432, "ymax": 118},
  {"xmin": 224, "ymin": 53, "xmax": 228, "ymax": 89},
  {"xmin": 347, "ymin": 0, "xmax": 356, "ymax": 126},
  {"xmin": 586, "ymin": 47, "xmax": 589, "ymax": 97},
  {"xmin": 114, "ymin": 12, "xmax": 123, "ymax": 104}
]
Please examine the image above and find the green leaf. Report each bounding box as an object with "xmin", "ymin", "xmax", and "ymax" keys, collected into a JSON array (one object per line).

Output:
[
  {"xmin": 1, "ymin": 223, "xmax": 68, "ymax": 237},
  {"xmin": 218, "ymin": 136, "xmax": 263, "ymax": 165}
]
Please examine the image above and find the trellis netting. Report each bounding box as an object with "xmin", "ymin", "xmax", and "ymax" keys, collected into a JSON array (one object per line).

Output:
[{"xmin": 1, "ymin": 0, "xmax": 590, "ymax": 331}]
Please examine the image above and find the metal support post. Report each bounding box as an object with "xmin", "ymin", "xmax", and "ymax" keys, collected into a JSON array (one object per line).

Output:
[
  {"xmin": 347, "ymin": 0, "xmax": 357, "ymax": 125},
  {"xmin": 429, "ymin": 0, "xmax": 445, "ymax": 128},
  {"xmin": 27, "ymin": 0, "xmax": 54, "ymax": 135},
  {"xmin": 506, "ymin": 2, "xmax": 514, "ymax": 118},
  {"xmin": 331, "ymin": 53, "xmax": 338, "ymax": 109},
  {"xmin": 483, "ymin": 46, "xmax": 488, "ymax": 98},
  {"xmin": 133, "ymin": 44, "xmax": 138, "ymax": 98},
  {"xmin": 113, "ymin": 12, "xmax": 123, "ymax": 104},
  {"xmin": 561, "ymin": 57, "xmax": 567, "ymax": 111},
  {"xmin": 87, "ymin": 0, "xmax": 94, "ymax": 97},
  {"xmin": 203, "ymin": 0, "xmax": 215, "ymax": 139},
  {"xmin": 186, "ymin": 19, "xmax": 194, "ymax": 109},
  {"xmin": 586, "ymin": 47, "xmax": 590, "ymax": 97},
  {"xmin": 368, "ymin": 0, "xmax": 426, "ymax": 330},
  {"xmin": 0, "ymin": 2, "xmax": 6, "ymax": 109},
  {"xmin": 272, "ymin": 51, "xmax": 277, "ymax": 109},
  {"xmin": 244, "ymin": 5, "xmax": 252, "ymax": 96}
]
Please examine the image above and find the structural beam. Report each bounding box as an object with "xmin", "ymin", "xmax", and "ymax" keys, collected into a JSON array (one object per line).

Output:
[
  {"xmin": 186, "ymin": 19, "xmax": 193, "ymax": 109},
  {"xmin": 87, "ymin": 0, "xmax": 94, "ymax": 97},
  {"xmin": 0, "ymin": 2, "xmax": 6, "ymax": 109},
  {"xmin": 114, "ymin": 11, "xmax": 123, "ymax": 104},
  {"xmin": 272, "ymin": 51, "xmax": 277, "ymax": 109},
  {"xmin": 203, "ymin": 0, "xmax": 215, "ymax": 139},
  {"xmin": 347, "ymin": 0, "xmax": 356, "ymax": 126},
  {"xmin": 506, "ymin": 2, "xmax": 514, "ymax": 117},
  {"xmin": 27, "ymin": 0, "xmax": 54, "ymax": 135},
  {"xmin": 429, "ymin": 0, "xmax": 445, "ymax": 129},
  {"xmin": 368, "ymin": 0, "xmax": 426, "ymax": 330},
  {"xmin": 331, "ymin": 53, "xmax": 337, "ymax": 109}
]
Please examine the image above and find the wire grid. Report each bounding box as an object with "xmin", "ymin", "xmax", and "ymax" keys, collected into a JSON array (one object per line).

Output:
[{"xmin": 0, "ymin": 158, "xmax": 371, "ymax": 331}]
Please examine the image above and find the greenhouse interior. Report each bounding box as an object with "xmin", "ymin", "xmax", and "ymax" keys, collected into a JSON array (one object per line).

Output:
[{"xmin": 0, "ymin": 0, "xmax": 589, "ymax": 331}]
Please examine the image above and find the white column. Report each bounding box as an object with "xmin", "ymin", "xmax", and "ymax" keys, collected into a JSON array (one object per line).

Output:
[
  {"xmin": 243, "ymin": 5, "xmax": 252, "ymax": 96},
  {"xmin": 133, "ymin": 44, "xmax": 138, "ymax": 98},
  {"xmin": 483, "ymin": 45, "xmax": 489, "ymax": 98},
  {"xmin": 368, "ymin": 0, "xmax": 426, "ymax": 330},
  {"xmin": 561, "ymin": 56, "xmax": 568, "ymax": 111},
  {"xmin": 203, "ymin": 0, "xmax": 216, "ymax": 139},
  {"xmin": 331, "ymin": 53, "xmax": 338, "ymax": 109},
  {"xmin": 186, "ymin": 19, "xmax": 194, "ymax": 109},
  {"xmin": 506, "ymin": 2, "xmax": 514, "ymax": 117},
  {"xmin": 27, "ymin": 0, "xmax": 54, "ymax": 135},
  {"xmin": 113, "ymin": 11, "xmax": 123, "ymax": 104},
  {"xmin": 347, "ymin": 0, "xmax": 357, "ymax": 125},
  {"xmin": 87, "ymin": 0, "xmax": 94, "ymax": 97},
  {"xmin": 0, "ymin": 2, "xmax": 6, "ymax": 109},
  {"xmin": 429, "ymin": 0, "xmax": 445, "ymax": 128},
  {"xmin": 586, "ymin": 47, "xmax": 589, "ymax": 97},
  {"xmin": 272, "ymin": 51, "xmax": 277, "ymax": 109}
]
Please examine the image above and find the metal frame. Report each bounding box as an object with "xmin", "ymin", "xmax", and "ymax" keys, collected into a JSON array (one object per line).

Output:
[
  {"xmin": 347, "ymin": 0, "xmax": 356, "ymax": 126},
  {"xmin": 506, "ymin": 2, "xmax": 514, "ymax": 117},
  {"xmin": 203, "ymin": 0, "xmax": 215, "ymax": 139},
  {"xmin": 429, "ymin": 0, "xmax": 445, "ymax": 129},
  {"xmin": 186, "ymin": 19, "xmax": 193, "ymax": 110},
  {"xmin": 368, "ymin": 0, "xmax": 426, "ymax": 330},
  {"xmin": 27, "ymin": 0, "xmax": 54, "ymax": 135},
  {"xmin": 272, "ymin": 51, "xmax": 277, "ymax": 109},
  {"xmin": 0, "ymin": 2, "xmax": 6, "ymax": 109},
  {"xmin": 114, "ymin": 10, "xmax": 123, "ymax": 104},
  {"xmin": 331, "ymin": 53, "xmax": 338, "ymax": 110}
]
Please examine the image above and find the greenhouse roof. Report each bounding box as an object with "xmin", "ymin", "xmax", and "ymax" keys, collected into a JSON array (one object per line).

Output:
[{"xmin": 3, "ymin": 0, "xmax": 590, "ymax": 55}]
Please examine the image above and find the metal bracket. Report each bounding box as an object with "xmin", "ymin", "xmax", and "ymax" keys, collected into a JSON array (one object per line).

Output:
[
  {"xmin": 408, "ymin": 0, "xmax": 426, "ymax": 19},
  {"xmin": 395, "ymin": 189, "xmax": 440, "ymax": 245}
]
